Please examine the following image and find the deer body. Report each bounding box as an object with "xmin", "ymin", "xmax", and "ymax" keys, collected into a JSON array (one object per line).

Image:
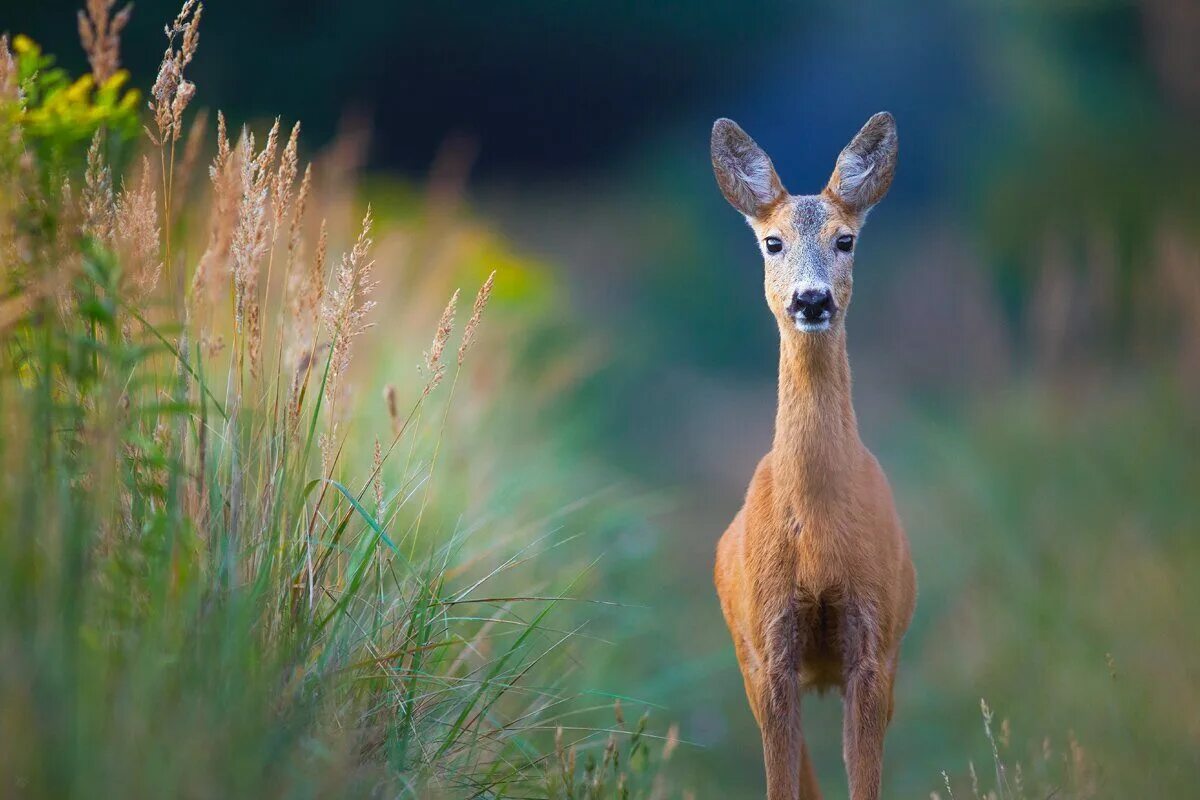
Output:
[{"xmin": 710, "ymin": 114, "xmax": 916, "ymax": 800}]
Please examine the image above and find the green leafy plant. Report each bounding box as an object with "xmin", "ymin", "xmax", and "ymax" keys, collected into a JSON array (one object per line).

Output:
[{"xmin": 4, "ymin": 34, "xmax": 139, "ymax": 161}]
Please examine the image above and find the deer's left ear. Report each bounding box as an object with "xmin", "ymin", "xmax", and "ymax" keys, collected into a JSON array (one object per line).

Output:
[{"xmin": 826, "ymin": 112, "xmax": 897, "ymax": 214}]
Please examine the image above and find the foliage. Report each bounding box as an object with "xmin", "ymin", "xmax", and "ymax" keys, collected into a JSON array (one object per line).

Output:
[
  {"xmin": 3, "ymin": 34, "xmax": 139, "ymax": 163},
  {"xmin": 0, "ymin": 10, "xmax": 679, "ymax": 799}
]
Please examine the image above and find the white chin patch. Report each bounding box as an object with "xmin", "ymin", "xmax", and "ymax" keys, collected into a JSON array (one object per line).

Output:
[{"xmin": 793, "ymin": 317, "xmax": 832, "ymax": 334}]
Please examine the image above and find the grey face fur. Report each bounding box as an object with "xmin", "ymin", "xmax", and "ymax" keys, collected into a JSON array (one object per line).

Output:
[{"xmin": 711, "ymin": 113, "xmax": 898, "ymax": 336}]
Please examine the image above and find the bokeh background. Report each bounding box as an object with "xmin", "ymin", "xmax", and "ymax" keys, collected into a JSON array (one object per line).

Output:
[{"xmin": 7, "ymin": 0, "xmax": 1200, "ymax": 796}]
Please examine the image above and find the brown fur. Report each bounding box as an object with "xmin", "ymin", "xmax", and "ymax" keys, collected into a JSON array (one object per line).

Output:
[{"xmin": 711, "ymin": 114, "xmax": 915, "ymax": 800}]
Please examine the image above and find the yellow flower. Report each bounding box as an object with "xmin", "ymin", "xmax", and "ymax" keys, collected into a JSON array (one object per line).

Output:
[
  {"xmin": 65, "ymin": 75, "xmax": 95, "ymax": 104},
  {"xmin": 102, "ymin": 70, "xmax": 131, "ymax": 93},
  {"xmin": 117, "ymin": 89, "xmax": 141, "ymax": 113}
]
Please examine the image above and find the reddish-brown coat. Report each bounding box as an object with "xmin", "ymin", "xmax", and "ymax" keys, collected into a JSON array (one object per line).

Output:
[{"xmin": 710, "ymin": 113, "xmax": 915, "ymax": 800}]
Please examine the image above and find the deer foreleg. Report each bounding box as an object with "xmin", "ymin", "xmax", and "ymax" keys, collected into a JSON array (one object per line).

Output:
[
  {"xmin": 841, "ymin": 604, "xmax": 892, "ymax": 800},
  {"xmin": 757, "ymin": 603, "xmax": 822, "ymax": 800}
]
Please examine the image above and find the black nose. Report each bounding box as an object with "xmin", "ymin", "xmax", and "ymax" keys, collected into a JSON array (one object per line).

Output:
[{"xmin": 789, "ymin": 289, "xmax": 834, "ymax": 321}]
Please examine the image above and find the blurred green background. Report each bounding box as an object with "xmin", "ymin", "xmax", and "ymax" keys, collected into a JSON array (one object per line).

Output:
[{"xmin": 6, "ymin": 0, "xmax": 1199, "ymax": 796}]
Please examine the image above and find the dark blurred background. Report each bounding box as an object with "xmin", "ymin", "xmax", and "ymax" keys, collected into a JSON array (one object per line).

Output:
[
  {"xmin": 9, "ymin": 0, "xmax": 805, "ymax": 176},
  {"xmin": 12, "ymin": 1, "xmax": 1194, "ymax": 182},
  {"xmin": 6, "ymin": 0, "xmax": 1199, "ymax": 796}
]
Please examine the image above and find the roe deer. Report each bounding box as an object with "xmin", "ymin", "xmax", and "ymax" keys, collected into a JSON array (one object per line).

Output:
[{"xmin": 710, "ymin": 112, "xmax": 916, "ymax": 800}]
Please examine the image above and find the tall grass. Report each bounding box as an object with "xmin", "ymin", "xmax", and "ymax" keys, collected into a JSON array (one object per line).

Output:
[
  {"xmin": 0, "ymin": 6, "xmax": 678, "ymax": 798},
  {"xmin": 929, "ymin": 700, "xmax": 1095, "ymax": 800}
]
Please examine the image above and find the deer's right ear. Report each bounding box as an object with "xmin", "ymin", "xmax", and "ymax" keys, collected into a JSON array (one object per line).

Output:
[{"xmin": 711, "ymin": 118, "xmax": 786, "ymax": 219}]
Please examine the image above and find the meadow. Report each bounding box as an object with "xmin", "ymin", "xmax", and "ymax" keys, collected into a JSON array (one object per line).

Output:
[
  {"xmin": 0, "ymin": 4, "xmax": 678, "ymax": 796},
  {"xmin": 2, "ymin": 2, "xmax": 1199, "ymax": 798}
]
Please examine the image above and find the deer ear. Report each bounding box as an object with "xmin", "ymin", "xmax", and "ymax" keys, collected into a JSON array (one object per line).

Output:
[
  {"xmin": 711, "ymin": 118, "xmax": 786, "ymax": 218},
  {"xmin": 826, "ymin": 112, "xmax": 897, "ymax": 214}
]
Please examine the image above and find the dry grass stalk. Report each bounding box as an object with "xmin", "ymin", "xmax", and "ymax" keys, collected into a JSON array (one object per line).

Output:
[
  {"xmin": 83, "ymin": 129, "xmax": 116, "ymax": 242},
  {"xmin": 148, "ymin": 0, "xmax": 202, "ymax": 146},
  {"xmin": 114, "ymin": 156, "xmax": 161, "ymax": 298},
  {"xmin": 259, "ymin": 122, "xmax": 301, "ymax": 362},
  {"xmin": 172, "ymin": 107, "xmax": 208, "ymax": 215},
  {"xmin": 0, "ymin": 35, "xmax": 17, "ymax": 103},
  {"xmin": 190, "ymin": 112, "xmax": 238, "ymax": 313},
  {"xmin": 1068, "ymin": 732, "xmax": 1095, "ymax": 798},
  {"xmin": 0, "ymin": 39, "xmax": 19, "ymax": 226},
  {"xmin": 279, "ymin": 164, "xmax": 313, "ymax": 361},
  {"xmin": 318, "ymin": 431, "xmax": 333, "ymax": 478},
  {"xmin": 939, "ymin": 771, "xmax": 956, "ymax": 800},
  {"xmin": 231, "ymin": 119, "xmax": 279, "ymax": 375},
  {"xmin": 213, "ymin": 109, "xmax": 231, "ymax": 168},
  {"xmin": 372, "ymin": 438, "xmax": 384, "ymax": 521},
  {"xmin": 423, "ymin": 289, "xmax": 459, "ymax": 395},
  {"xmin": 384, "ymin": 384, "xmax": 399, "ymax": 434},
  {"xmin": 314, "ymin": 212, "xmax": 374, "ymax": 472},
  {"xmin": 273, "ymin": 122, "xmax": 301, "ymax": 234},
  {"xmin": 77, "ymin": 0, "xmax": 132, "ymax": 85},
  {"xmin": 320, "ymin": 207, "xmax": 376, "ymax": 411},
  {"xmin": 53, "ymin": 178, "xmax": 83, "ymax": 319},
  {"xmin": 662, "ymin": 723, "xmax": 679, "ymax": 762},
  {"xmin": 285, "ymin": 218, "xmax": 328, "ymax": 422},
  {"xmin": 287, "ymin": 341, "xmax": 327, "ymax": 427},
  {"xmin": 247, "ymin": 301, "xmax": 262, "ymax": 377},
  {"xmin": 230, "ymin": 126, "xmax": 262, "ymax": 329},
  {"xmin": 315, "ymin": 209, "xmax": 375, "ymax": 473},
  {"xmin": 301, "ymin": 217, "xmax": 327, "ymax": 339},
  {"xmin": 285, "ymin": 164, "xmax": 312, "ymax": 281},
  {"xmin": 458, "ymin": 270, "xmax": 495, "ymax": 365}
]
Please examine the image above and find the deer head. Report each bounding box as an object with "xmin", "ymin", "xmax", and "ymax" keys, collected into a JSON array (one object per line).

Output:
[{"xmin": 711, "ymin": 113, "xmax": 897, "ymax": 336}]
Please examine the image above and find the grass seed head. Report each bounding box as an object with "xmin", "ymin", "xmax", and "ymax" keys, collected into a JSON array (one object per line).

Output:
[
  {"xmin": 83, "ymin": 129, "xmax": 115, "ymax": 242},
  {"xmin": 372, "ymin": 438, "xmax": 384, "ymax": 518},
  {"xmin": 458, "ymin": 269, "xmax": 495, "ymax": 365},
  {"xmin": 149, "ymin": 1, "xmax": 202, "ymax": 144},
  {"xmin": 273, "ymin": 121, "xmax": 301, "ymax": 233},
  {"xmin": 320, "ymin": 208, "xmax": 377, "ymax": 416},
  {"xmin": 213, "ymin": 110, "xmax": 230, "ymax": 174},
  {"xmin": 191, "ymin": 113, "xmax": 240, "ymax": 314},
  {"xmin": 115, "ymin": 156, "xmax": 161, "ymax": 298},
  {"xmin": 384, "ymin": 384, "xmax": 399, "ymax": 432},
  {"xmin": 77, "ymin": 0, "xmax": 133, "ymax": 85},
  {"xmin": 422, "ymin": 289, "xmax": 459, "ymax": 395},
  {"xmin": 231, "ymin": 121, "xmax": 278, "ymax": 335}
]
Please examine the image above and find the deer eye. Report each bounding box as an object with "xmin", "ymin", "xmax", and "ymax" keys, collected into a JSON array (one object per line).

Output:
[
  {"xmin": 836, "ymin": 234, "xmax": 855, "ymax": 253},
  {"xmin": 764, "ymin": 236, "xmax": 783, "ymax": 254}
]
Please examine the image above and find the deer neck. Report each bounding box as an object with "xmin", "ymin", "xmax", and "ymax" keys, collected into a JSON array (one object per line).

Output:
[{"xmin": 772, "ymin": 326, "xmax": 861, "ymax": 507}]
